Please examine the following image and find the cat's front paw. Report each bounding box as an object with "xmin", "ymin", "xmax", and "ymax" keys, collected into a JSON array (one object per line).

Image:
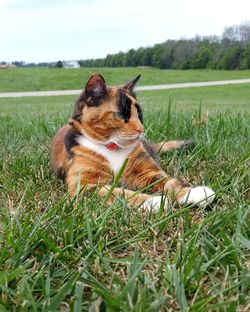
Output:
[
  {"xmin": 179, "ymin": 186, "xmax": 215, "ymax": 208},
  {"xmin": 141, "ymin": 196, "xmax": 169, "ymax": 213}
]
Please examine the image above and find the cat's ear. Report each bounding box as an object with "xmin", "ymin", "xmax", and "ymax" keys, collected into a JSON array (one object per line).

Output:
[
  {"xmin": 124, "ymin": 74, "xmax": 141, "ymax": 91},
  {"xmin": 71, "ymin": 74, "xmax": 107, "ymax": 121},
  {"xmin": 85, "ymin": 73, "xmax": 108, "ymax": 105}
]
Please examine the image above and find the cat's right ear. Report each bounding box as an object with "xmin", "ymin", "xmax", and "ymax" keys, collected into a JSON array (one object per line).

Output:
[
  {"xmin": 85, "ymin": 73, "xmax": 108, "ymax": 106},
  {"xmin": 124, "ymin": 74, "xmax": 141, "ymax": 92}
]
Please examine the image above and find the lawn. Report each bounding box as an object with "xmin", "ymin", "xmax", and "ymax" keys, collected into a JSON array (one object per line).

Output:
[
  {"xmin": 0, "ymin": 67, "xmax": 250, "ymax": 92},
  {"xmin": 0, "ymin": 82, "xmax": 249, "ymax": 311}
]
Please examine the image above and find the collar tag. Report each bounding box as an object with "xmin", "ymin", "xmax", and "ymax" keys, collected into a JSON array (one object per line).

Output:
[{"xmin": 105, "ymin": 142, "xmax": 119, "ymax": 151}]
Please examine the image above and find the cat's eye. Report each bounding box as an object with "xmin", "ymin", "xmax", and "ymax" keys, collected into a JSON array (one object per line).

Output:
[{"xmin": 114, "ymin": 112, "xmax": 124, "ymax": 119}]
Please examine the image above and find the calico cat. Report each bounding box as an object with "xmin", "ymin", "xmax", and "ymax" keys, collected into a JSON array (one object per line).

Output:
[{"xmin": 51, "ymin": 74, "xmax": 215, "ymax": 211}]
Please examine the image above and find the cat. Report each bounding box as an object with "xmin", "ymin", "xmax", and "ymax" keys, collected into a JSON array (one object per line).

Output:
[{"xmin": 51, "ymin": 73, "xmax": 215, "ymax": 211}]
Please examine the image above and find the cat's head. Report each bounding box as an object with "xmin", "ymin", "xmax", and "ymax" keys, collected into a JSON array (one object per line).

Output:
[{"xmin": 70, "ymin": 73, "xmax": 144, "ymax": 148}]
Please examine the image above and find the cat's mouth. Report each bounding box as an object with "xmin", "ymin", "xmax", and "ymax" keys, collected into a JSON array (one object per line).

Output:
[
  {"xmin": 110, "ymin": 134, "xmax": 141, "ymax": 148},
  {"xmin": 79, "ymin": 130, "xmax": 140, "ymax": 149}
]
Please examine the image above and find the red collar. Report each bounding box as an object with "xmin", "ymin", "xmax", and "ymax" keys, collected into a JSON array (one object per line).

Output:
[{"xmin": 105, "ymin": 142, "xmax": 119, "ymax": 151}]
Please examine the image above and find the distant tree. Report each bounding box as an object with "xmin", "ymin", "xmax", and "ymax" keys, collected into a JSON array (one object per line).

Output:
[
  {"xmin": 223, "ymin": 20, "xmax": 250, "ymax": 44},
  {"xmin": 238, "ymin": 21, "xmax": 250, "ymax": 42},
  {"xmin": 223, "ymin": 26, "xmax": 239, "ymax": 43},
  {"xmin": 124, "ymin": 49, "xmax": 137, "ymax": 66},
  {"xmin": 109, "ymin": 52, "xmax": 124, "ymax": 67},
  {"xmin": 171, "ymin": 40, "xmax": 199, "ymax": 69},
  {"xmin": 93, "ymin": 58, "xmax": 104, "ymax": 67},
  {"xmin": 76, "ymin": 20, "xmax": 250, "ymax": 70},
  {"xmin": 152, "ymin": 44, "xmax": 164, "ymax": 68},
  {"xmin": 191, "ymin": 42, "xmax": 214, "ymax": 69},
  {"xmin": 140, "ymin": 47, "xmax": 153, "ymax": 66},
  {"xmin": 152, "ymin": 41, "xmax": 175, "ymax": 69},
  {"xmin": 26, "ymin": 63, "xmax": 36, "ymax": 67},
  {"xmin": 241, "ymin": 43, "xmax": 250, "ymax": 68},
  {"xmin": 55, "ymin": 60, "xmax": 63, "ymax": 68},
  {"xmin": 218, "ymin": 45, "xmax": 242, "ymax": 69},
  {"xmin": 12, "ymin": 61, "xmax": 25, "ymax": 67},
  {"xmin": 37, "ymin": 62, "xmax": 49, "ymax": 67}
]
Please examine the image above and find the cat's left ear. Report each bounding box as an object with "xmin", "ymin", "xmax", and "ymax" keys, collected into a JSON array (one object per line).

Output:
[
  {"xmin": 85, "ymin": 73, "xmax": 108, "ymax": 106},
  {"xmin": 124, "ymin": 74, "xmax": 141, "ymax": 91}
]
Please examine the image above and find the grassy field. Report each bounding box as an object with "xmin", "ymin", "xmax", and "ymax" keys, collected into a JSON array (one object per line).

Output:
[
  {"xmin": 1, "ymin": 83, "xmax": 250, "ymax": 115},
  {"xmin": 0, "ymin": 75, "xmax": 250, "ymax": 311},
  {"xmin": 0, "ymin": 67, "xmax": 250, "ymax": 92}
]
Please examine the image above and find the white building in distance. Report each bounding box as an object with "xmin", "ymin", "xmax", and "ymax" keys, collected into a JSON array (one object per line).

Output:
[{"xmin": 62, "ymin": 60, "xmax": 80, "ymax": 69}]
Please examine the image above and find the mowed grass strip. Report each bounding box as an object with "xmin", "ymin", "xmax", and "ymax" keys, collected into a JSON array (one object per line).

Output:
[
  {"xmin": 1, "ymin": 83, "xmax": 250, "ymax": 115},
  {"xmin": 0, "ymin": 87, "xmax": 249, "ymax": 310},
  {"xmin": 1, "ymin": 67, "xmax": 250, "ymax": 92}
]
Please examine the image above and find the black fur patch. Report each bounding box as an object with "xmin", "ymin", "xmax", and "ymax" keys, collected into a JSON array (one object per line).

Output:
[
  {"xmin": 86, "ymin": 91, "xmax": 106, "ymax": 107},
  {"xmin": 64, "ymin": 130, "xmax": 81, "ymax": 157},
  {"xmin": 72, "ymin": 90, "xmax": 107, "ymax": 121},
  {"xmin": 117, "ymin": 89, "xmax": 132, "ymax": 123},
  {"xmin": 72, "ymin": 94, "xmax": 84, "ymax": 121},
  {"xmin": 57, "ymin": 167, "xmax": 66, "ymax": 180},
  {"xmin": 135, "ymin": 103, "xmax": 143, "ymax": 124}
]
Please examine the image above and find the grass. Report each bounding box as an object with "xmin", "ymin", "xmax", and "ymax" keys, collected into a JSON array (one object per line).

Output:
[
  {"xmin": 0, "ymin": 83, "xmax": 250, "ymax": 311},
  {"xmin": 0, "ymin": 67, "xmax": 250, "ymax": 92},
  {"xmin": 1, "ymin": 83, "xmax": 249, "ymax": 116}
]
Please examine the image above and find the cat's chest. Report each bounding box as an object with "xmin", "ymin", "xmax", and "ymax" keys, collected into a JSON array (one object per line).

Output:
[{"xmin": 78, "ymin": 136, "xmax": 135, "ymax": 174}]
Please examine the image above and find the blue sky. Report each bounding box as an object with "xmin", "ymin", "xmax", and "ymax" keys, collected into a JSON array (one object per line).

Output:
[{"xmin": 1, "ymin": 0, "xmax": 250, "ymax": 63}]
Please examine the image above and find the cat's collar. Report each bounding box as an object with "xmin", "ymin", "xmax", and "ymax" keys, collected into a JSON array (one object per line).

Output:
[{"xmin": 105, "ymin": 142, "xmax": 119, "ymax": 151}]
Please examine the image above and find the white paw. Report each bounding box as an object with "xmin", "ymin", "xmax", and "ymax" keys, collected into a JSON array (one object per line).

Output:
[
  {"xmin": 141, "ymin": 196, "xmax": 169, "ymax": 213},
  {"xmin": 180, "ymin": 186, "xmax": 215, "ymax": 208}
]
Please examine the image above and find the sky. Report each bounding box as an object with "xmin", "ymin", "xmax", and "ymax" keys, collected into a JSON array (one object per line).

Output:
[{"xmin": 1, "ymin": 0, "xmax": 250, "ymax": 63}]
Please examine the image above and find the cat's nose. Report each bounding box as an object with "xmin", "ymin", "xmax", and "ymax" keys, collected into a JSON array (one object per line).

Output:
[{"xmin": 135, "ymin": 128, "xmax": 143, "ymax": 134}]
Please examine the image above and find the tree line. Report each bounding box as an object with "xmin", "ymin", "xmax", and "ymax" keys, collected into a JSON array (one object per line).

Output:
[{"xmin": 79, "ymin": 21, "xmax": 250, "ymax": 70}]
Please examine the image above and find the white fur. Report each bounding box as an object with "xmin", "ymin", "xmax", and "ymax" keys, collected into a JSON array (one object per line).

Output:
[
  {"xmin": 141, "ymin": 196, "xmax": 169, "ymax": 213},
  {"xmin": 77, "ymin": 136, "xmax": 136, "ymax": 174},
  {"xmin": 179, "ymin": 186, "xmax": 215, "ymax": 208}
]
